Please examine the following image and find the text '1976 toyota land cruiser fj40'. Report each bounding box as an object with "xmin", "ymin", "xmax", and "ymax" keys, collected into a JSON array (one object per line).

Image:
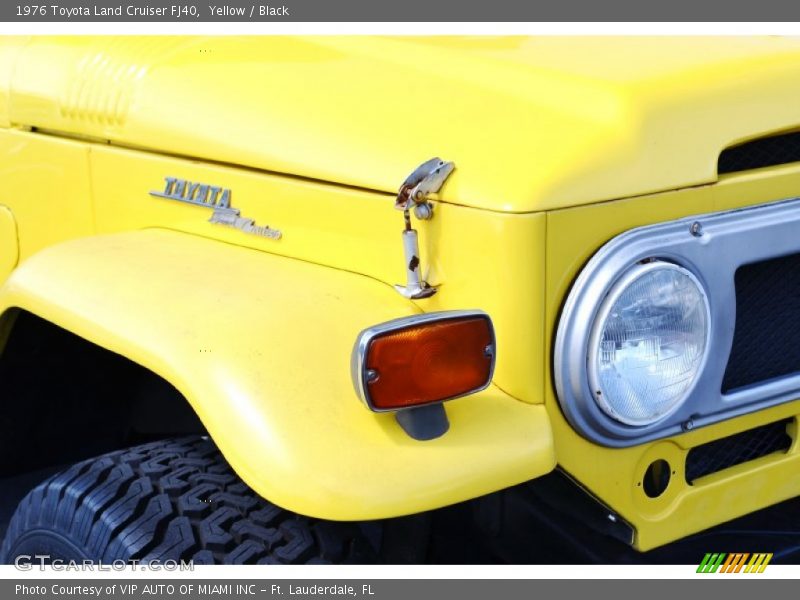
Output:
[{"xmin": 2, "ymin": 36, "xmax": 800, "ymax": 565}]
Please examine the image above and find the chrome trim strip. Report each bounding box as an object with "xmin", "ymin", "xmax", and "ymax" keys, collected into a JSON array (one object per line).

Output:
[
  {"xmin": 351, "ymin": 310, "xmax": 496, "ymax": 412},
  {"xmin": 555, "ymin": 196, "xmax": 800, "ymax": 447}
]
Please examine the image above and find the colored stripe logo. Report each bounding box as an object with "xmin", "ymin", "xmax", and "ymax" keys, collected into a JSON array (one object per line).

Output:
[{"xmin": 697, "ymin": 553, "xmax": 773, "ymax": 573}]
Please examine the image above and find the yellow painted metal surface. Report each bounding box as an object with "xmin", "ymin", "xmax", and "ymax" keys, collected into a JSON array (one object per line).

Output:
[
  {"xmin": 0, "ymin": 126, "xmax": 553, "ymax": 518},
  {"xmin": 88, "ymin": 141, "xmax": 548, "ymax": 405},
  {"xmin": 0, "ymin": 229, "xmax": 555, "ymax": 519},
  {"xmin": 2, "ymin": 36, "xmax": 800, "ymax": 547},
  {"xmin": 0, "ymin": 206, "xmax": 17, "ymax": 283},
  {"xmin": 0, "ymin": 125, "xmax": 548, "ymax": 406},
  {"xmin": 0, "ymin": 37, "xmax": 26, "ymax": 129},
  {"xmin": 545, "ymin": 163, "xmax": 800, "ymax": 550},
  {"xmin": 6, "ymin": 36, "xmax": 800, "ymax": 212},
  {"xmin": 0, "ymin": 131, "xmax": 93, "ymax": 260}
]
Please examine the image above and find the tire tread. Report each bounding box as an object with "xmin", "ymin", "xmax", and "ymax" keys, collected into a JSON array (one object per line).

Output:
[{"xmin": 0, "ymin": 436, "xmax": 375, "ymax": 564}]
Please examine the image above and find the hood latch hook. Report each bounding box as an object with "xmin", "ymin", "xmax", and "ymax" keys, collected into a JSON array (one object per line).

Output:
[{"xmin": 393, "ymin": 158, "xmax": 455, "ymax": 299}]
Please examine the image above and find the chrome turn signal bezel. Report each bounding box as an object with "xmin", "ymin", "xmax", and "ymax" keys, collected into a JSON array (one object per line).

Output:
[{"xmin": 351, "ymin": 309, "xmax": 496, "ymax": 413}]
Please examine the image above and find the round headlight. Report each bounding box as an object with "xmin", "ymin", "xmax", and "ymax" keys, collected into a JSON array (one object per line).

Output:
[{"xmin": 587, "ymin": 261, "xmax": 709, "ymax": 426}]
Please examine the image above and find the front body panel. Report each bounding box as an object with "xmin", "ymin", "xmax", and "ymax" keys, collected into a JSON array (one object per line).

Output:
[
  {"xmin": 3, "ymin": 37, "xmax": 800, "ymax": 551},
  {"xmin": 0, "ymin": 206, "xmax": 17, "ymax": 282},
  {"xmin": 88, "ymin": 141, "xmax": 548, "ymax": 405},
  {"xmin": 0, "ymin": 128, "xmax": 556, "ymax": 520},
  {"xmin": 0, "ymin": 131, "xmax": 92, "ymax": 274},
  {"xmin": 546, "ymin": 163, "xmax": 800, "ymax": 550},
  {"xmin": 0, "ymin": 229, "xmax": 556, "ymax": 520}
]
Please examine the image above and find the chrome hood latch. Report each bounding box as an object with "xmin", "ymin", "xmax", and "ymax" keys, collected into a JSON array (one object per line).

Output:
[{"xmin": 393, "ymin": 158, "xmax": 455, "ymax": 299}]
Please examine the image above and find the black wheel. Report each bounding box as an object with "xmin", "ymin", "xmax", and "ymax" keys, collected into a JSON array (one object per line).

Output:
[{"xmin": 0, "ymin": 436, "xmax": 378, "ymax": 564}]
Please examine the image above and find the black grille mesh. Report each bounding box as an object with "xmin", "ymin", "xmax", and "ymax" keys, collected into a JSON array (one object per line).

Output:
[
  {"xmin": 722, "ymin": 252, "xmax": 800, "ymax": 392},
  {"xmin": 719, "ymin": 131, "xmax": 800, "ymax": 174},
  {"xmin": 685, "ymin": 419, "xmax": 793, "ymax": 483}
]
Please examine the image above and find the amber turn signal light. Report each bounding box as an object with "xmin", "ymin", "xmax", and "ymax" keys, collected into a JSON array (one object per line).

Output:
[{"xmin": 352, "ymin": 311, "xmax": 496, "ymax": 411}]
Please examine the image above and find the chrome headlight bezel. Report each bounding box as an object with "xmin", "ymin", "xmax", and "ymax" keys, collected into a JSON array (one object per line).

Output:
[{"xmin": 554, "ymin": 197, "xmax": 800, "ymax": 448}]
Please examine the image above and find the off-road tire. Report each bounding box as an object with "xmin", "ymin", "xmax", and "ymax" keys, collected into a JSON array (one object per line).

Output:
[{"xmin": 0, "ymin": 436, "xmax": 378, "ymax": 564}]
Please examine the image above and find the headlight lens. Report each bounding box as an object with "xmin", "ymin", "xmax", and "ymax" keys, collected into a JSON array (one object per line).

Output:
[{"xmin": 587, "ymin": 261, "xmax": 709, "ymax": 426}]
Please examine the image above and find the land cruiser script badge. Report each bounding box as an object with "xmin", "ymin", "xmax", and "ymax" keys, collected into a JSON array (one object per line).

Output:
[{"xmin": 150, "ymin": 177, "xmax": 282, "ymax": 240}]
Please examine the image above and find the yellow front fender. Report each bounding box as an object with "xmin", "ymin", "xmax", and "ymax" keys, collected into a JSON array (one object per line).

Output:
[
  {"xmin": 0, "ymin": 229, "xmax": 555, "ymax": 520},
  {"xmin": 0, "ymin": 206, "xmax": 17, "ymax": 282}
]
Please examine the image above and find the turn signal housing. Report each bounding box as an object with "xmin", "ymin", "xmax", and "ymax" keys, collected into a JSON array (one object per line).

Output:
[{"xmin": 351, "ymin": 310, "xmax": 496, "ymax": 411}]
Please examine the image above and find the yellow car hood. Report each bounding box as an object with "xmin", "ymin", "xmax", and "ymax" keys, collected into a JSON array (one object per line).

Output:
[{"xmin": 4, "ymin": 35, "xmax": 800, "ymax": 212}]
